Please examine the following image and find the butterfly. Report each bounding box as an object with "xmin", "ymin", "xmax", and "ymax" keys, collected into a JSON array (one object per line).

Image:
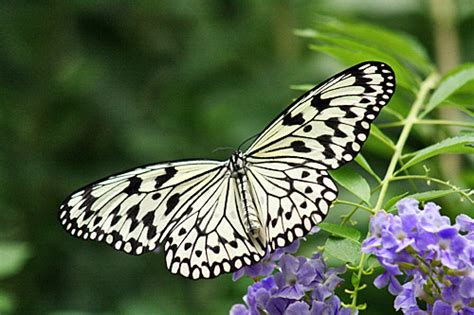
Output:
[{"xmin": 59, "ymin": 61, "xmax": 395, "ymax": 279}]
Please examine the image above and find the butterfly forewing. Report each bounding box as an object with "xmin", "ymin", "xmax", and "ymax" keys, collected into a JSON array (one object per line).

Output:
[
  {"xmin": 246, "ymin": 62, "xmax": 395, "ymax": 169},
  {"xmin": 59, "ymin": 161, "xmax": 226, "ymax": 255}
]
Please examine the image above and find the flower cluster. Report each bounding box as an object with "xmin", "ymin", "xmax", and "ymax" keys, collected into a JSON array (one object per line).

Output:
[
  {"xmin": 362, "ymin": 198, "xmax": 474, "ymax": 314},
  {"xmin": 230, "ymin": 232, "xmax": 353, "ymax": 315}
]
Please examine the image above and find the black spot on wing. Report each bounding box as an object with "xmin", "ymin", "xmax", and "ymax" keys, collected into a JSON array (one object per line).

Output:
[
  {"xmin": 155, "ymin": 167, "xmax": 177, "ymax": 189},
  {"xmin": 310, "ymin": 93, "xmax": 331, "ymax": 111},
  {"xmin": 303, "ymin": 125, "xmax": 312, "ymax": 133},
  {"xmin": 124, "ymin": 177, "xmax": 142, "ymax": 195},
  {"xmin": 290, "ymin": 140, "xmax": 311, "ymax": 153},
  {"xmin": 142, "ymin": 211, "xmax": 157, "ymax": 239},
  {"xmin": 165, "ymin": 193, "xmax": 180, "ymax": 216},
  {"xmin": 126, "ymin": 205, "xmax": 139, "ymax": 219},
  {"xmin": 282, "ymin": 112, "xmax": 305, "ymax": 126}
]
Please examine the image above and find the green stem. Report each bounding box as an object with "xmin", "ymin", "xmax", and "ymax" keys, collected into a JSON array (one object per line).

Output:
[
  {"xmin": 335, "ymin": 200, "xmax": 374, "ymax": 214},
  {"xmin": 349, "ymin": 250, "xmax": 368, "ymax": 310},
  {"xmin": 374, "ymin": 73, "xmax": 440, "ymax": 212}
]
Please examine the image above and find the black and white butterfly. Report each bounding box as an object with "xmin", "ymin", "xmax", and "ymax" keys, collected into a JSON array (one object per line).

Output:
[{"xmin": 59, "ymin": 61, "xmax": 395, "ymax": 279}]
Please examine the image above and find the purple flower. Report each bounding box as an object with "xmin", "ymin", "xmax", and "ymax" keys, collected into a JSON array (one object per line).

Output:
[
  {"xmin": 364, "ymin": 198, "xmax": 474, "ymax": 314},
  {"xmin": 233, "ymin": 240, "xmax": 302, "ymax": 281},
  {"xmin": 230, "ymin": 245, "xmax": 351, "ymax": 315}
]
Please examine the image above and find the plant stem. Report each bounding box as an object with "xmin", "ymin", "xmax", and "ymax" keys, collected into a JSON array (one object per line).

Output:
[
  {"xmin": 374, "ymin": 72, "xmax": 440, "ymax": 212},
  {"xmin": 335, "ymin": 200, "xmax": 374, "ymax": 214}
]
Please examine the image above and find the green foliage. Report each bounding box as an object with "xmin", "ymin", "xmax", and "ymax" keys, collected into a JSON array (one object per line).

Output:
[
  {"xmin": 423, "ymin": 64, "xmax": 474, "ymax": 116},
  {"xmin": 399, "ymin": 135, "xmax": 474, "ymax": 172},
  {"xmin": 324, "ymin": 238, "xmax": 361, "ymax": 265},
  {"xmin": 319, "ymin": 222, "xmax": 361, "ymax": 242},
  {"xmin": 330, "ymin": 168, "xmax": 371, "ymax": 205},
  {"xmin": 299, "ymin": 14, "xmax": 473, "ymax": 312}
]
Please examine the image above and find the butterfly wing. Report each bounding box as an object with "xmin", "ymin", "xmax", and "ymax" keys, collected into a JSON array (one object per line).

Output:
[
  {"xmin": 246, "ymin": 160, "xmax": 337, "ymax": 251},
  {"xmin": 59, "ymin": 160, "xmax": 225, "ymax": 255},
  {"xmin": 246, "ymin": 61, "xmax": 395, "ymax": 169},
  {"xmin": 245, "ymin": 61, "xmax": 395, "ymax": 249},
  {"xmin": 59, "ymin": 160, "xmax": 266, "ymax": 279},
  {"xmin": 163, "ymin": 175, "xmax": 266, "ymax": 279}
]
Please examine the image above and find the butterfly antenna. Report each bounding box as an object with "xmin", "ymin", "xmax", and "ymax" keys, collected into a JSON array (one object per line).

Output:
[
  {"xmin": 213, "ymin": 146, "xmax": 235, "ymax": 153},
  {"xmin": 238, "ymin": 133, "xmax": 259, "ymax": 151}
]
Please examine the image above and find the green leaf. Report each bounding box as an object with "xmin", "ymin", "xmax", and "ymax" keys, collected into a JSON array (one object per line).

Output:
[
  {"xmin": 366, "ymin": 255, "xmax": 382, "ymax": 270},
  {"xmin": 384, "ymin": 192, "xmax": 409, "ymax": 211},
  {"xmin": 309, "ymin": 35, "xmax": 418, "ymax": 92},
  {"xmin": 0, "ymin": 242, "xmax": 31, "ymax": 279},
  {"xmin": 370, "ymin": 125, "xmax": 395, "ymax": 149},
  {"xmin": 324, "ymin": 237, "xmax": 361, "ymax": 264},
  {"xmin": 351, "ymin": 272, "xmax": 361, "ymax": 287},
  {"xmin": 399, "ymin": 136, "xmax": 474, "ymax": 172},
  {"xmin": 423, "ymin": 64, "xmax": 474, "ymax": 116},
  {"xmin": 405, "ymin": 190, "xmax": 457, "ymax": 202},
  {"xmin": 319, "ymin": 222, "xmax": 361, "ymax": 242},
  {"xmin": 315, "ymin": 19, "xmax": 432, "ymax": 75},
  {"xmin": 354, "ymin": 154, "xmax": 381, "ymax": 183},
  {"xmin": 330, "ymin": 168, "xmax": 371, "ymax": 205},
  {"xmin": 289, "ymin": 84, "xmax": 314, "ymax": 92}
]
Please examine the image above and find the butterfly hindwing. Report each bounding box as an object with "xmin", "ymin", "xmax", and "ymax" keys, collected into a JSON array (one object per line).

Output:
[
  {"xmin": 246, "ymin": 160, "xmax": 337, "ymax": 250},
  {"xmin": 164, "ymin": 177, "xmax": 266, "ymax": 279},
  {"xmin": 246, "ymin": 61, "xmax": 395, "ymax": 169}
]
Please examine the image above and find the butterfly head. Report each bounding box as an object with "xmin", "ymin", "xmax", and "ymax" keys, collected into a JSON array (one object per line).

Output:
[{"xmin": 229, "ymin": 150, "xmax": 246, "ymax": 177}]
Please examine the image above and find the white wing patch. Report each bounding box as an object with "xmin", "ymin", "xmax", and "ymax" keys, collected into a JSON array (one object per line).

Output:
[{"xmin": 59, "ymin": 61, "xmax": 395, "ymax": 280}]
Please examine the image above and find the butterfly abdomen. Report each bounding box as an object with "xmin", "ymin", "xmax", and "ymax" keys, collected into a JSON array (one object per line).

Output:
[
  {"xmin": 229, "ymin": 151, "xmax": 261, "ymax": 236},
  {"xmin": 236, "ymin": 173, "xmax": 260, "ymax": 236}
]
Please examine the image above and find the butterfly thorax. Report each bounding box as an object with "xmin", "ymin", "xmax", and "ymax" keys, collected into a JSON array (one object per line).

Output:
[{"xmin": 228, "ymin": 151, "xmax": 261, "ymax": 237}]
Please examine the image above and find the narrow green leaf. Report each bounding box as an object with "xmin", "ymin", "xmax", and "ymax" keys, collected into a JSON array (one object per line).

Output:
[
  {"xmin": 351, "ymin": 272, "xmax": 361, "ymax": 287},
  {"xmin": 371, "ymin": 125, "xmax": 395, "ymax": 149},
  {"xmin": 405, "ymin": 190, "xmax": 457, "ymax": 202},
  {"xmin": 399, "ymin": 136, "xmax": 474, "ymax": 172},
  {"xmin": 423, "ymin": 64, "xmax": 474, "ymax": 116},
  {"xmin": 384, "ymin": 192, "xmax": 409, "ymax": 211},
  {"xmin": 354, "ymin": 154, "xmax": 381, "ymax": 183},
  {"xmin": 319, "ymin": 222, "xmax": 361, "ymax": 242},
  {"xmin": 317, "ymin": 19, "xmax": 432, "ymax": 75},
  {"xmin": 0, "ymin": 242, "xmax": 31, "ymax": 279},
  {"xmin": 324, "ymin": 237, "xmax": 361, "ymax": 264},
  {"xmin": 309, "ymin": 35, "xmax": 418, "ymax": 92},
  {"xmin": 289, "ymin": 84, "xmax": 314, "ymax": 92},
  {"xmin": 330, "ymin": 168, "xmax": 372, "ymax": 205}
]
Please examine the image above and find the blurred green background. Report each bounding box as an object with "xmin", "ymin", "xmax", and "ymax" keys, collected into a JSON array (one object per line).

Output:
[{"xmin": 1, "ymin": 1, "xmax": 473, "ymax": 314}]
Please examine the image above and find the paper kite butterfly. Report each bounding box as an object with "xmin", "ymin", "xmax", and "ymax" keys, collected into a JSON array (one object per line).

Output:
[{"xmin": 59, "ymin": 61, "xmax": 395, "ymax": 279}]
